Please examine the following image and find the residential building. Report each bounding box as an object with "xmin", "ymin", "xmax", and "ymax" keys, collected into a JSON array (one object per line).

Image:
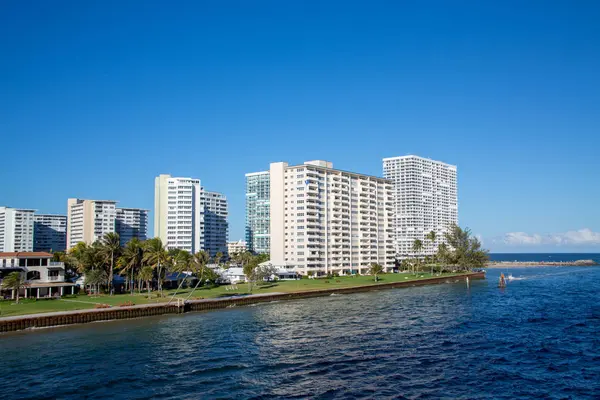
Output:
[
  {"xmin": 0, "ymin": 207, "xmax": 35, "ymax": 252},
  {"xmin": 66, "ymin": 199, "xmax": 117, "ymax": 249},
  {"xmin": 116, "ymin": 208, "xmax": 148, "ymax": 246},
  {"xmin": 245, "ymin": 171, "xmax": 270, "ymax": 254},
  {"xmin": 383, "ymin": 155, "xmax": 458, "ymax": 257},
  {"xmin": 154, "ymin": 174, "xmax": 202, "ymax": 254},
  {"xmin": 33, "ymin": 214, "xmax": 67, "ymax": 252},
  {"xmin": 227, "ymin": 240, "xmax": 247, "ymax": 256},
  {"xmin": 0, "ymin": 252, "xmax": 76, "ymax": 298},
  {"xmin": 200, "ymin": 189, "xmax": 228, "ymax": 257},
  {"xmin": 269, "ymin": 160, "xmax": 395, "ymax": 276}
]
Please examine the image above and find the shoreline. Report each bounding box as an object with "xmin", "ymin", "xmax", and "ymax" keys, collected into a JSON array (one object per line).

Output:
[
  {"xmin": 0, "ymin": 272, "xmax": 484, "ymax": 333},
  {"xmin": 487, "ymin": 260, "xmax": 598, "ymax": 268}
]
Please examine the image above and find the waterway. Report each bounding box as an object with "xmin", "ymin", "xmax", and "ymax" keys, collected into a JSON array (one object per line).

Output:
[{"xmin": 1, "ymin": 267, "xmax": 599, "ymax": 399}]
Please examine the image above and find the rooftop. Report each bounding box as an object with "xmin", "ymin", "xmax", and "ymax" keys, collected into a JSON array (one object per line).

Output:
[{"xmin": 0, "ymin": 252, "xmax": 54, "ymax": 259}]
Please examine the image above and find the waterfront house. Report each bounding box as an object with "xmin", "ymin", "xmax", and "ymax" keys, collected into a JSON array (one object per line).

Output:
[{"xmin": 0, "ymin": 252, "xmax": 76, "ymax": 298}]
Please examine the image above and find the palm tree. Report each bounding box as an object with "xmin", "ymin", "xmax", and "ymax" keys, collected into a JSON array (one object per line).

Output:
[
  {"xmin": 185, "ymin": 251, "xmax": 210, "ymax": 300},
  {"xmin": 213, "ymin": 251, "xmax": 223, "ymax": 267},
  {"xmin": 369, "ymin": 263, "xmax": 384, "ymax": 281},
  {"xmin": 2, "ymin": 272, "xmax": 27, "ymax": 303},
  {"xmin": 119, "ymin": 238, "xmax": 144, "ymax": 294},
  {"xmin": 100, "ymin": 232, "xmax": 121, "ymax": 295},
  {"xmin": 85, "ymin": 268, "xmax": 107, "ymax": 296},
  {"xmin": 143, "ymin": 238, "xmax": 169, "ymax": 295},
  {"xmin": 412, "ymin": 239, "xmax": 423, "ymax": 274},
  {"xmin": 139, "ymin": 266, "xmax": 154, "ymax": 298},
  {"xmin": 426, "ymin": 230, "xmax": 437, "ymax": 275},
  {"xmin": 166, "ymin": 250, "xmax": 193, "ymax": 303}
]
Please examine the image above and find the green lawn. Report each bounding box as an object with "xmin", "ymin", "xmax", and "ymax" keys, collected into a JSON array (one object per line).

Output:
[{"xmin": 0, "ymin": 272, "xmax": 465, "ymax": 318}]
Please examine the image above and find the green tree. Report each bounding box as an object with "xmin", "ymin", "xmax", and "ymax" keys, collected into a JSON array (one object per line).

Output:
[
  {"xmin": 143, "ymin": 238, "xmax": 169, "ymax": 295},
  {"xmin": 185, "ymin": 250, "xmax": 210, "ymax": 299},
  {"xmin": 138, "ymin": 266, "xmax": 154, "ymax": 298},
  {"xmin": 369, "ymin": 263, "xmax": 384, "ymax": 281},
  {"xmin": 2, "ymin": 272, "xmax": 27, "ymax": 303},
  {"xmin": 100, "ymin": 232, "xmax": 121, "ymax": 294},
  {"xmin": 426, "ymin": 230, "xmax": 437, "ymax": 274},
  {"xmin": 412, "ymin": 239, "xmax": 423, "ymax": 274},
  {"xmin": 85, "ymin": 268, "xmax": 107, "ymax": 296},
  {"xmin": 442, "ymin": 224, "xmax": 489, "ymax": 271},
  {"xmin": 119, "ymin": 238, "xmax": 144, "ymax": 294},
  {"xmin": 213, "ymin": 251, "xmax": 223, "ymax": 267}
]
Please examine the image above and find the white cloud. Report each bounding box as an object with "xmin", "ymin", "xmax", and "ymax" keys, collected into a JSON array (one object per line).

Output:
[{"xmin": 502, "ymin": 229, "xmax": 600, "ymax": 246}]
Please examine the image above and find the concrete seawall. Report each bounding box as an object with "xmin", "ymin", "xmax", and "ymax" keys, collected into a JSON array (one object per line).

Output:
[{"xmin": 0, "ymin": 272, "xmax": 484, "ymax": 333}]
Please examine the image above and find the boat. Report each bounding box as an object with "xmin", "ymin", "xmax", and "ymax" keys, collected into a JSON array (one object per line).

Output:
[{"xmin": 498, "ymin": 273, "xmax": 507, "ymax": 288}]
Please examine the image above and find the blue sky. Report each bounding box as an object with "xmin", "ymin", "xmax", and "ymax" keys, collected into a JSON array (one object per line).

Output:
[{"xmin": 1, "ymin": 1, "xmax": 599, "ymax": 252}]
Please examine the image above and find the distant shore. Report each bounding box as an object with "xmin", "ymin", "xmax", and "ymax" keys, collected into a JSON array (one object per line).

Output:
[{"xmin": 487, "ymin": 259, "xmax": 598, "ymax": 268}]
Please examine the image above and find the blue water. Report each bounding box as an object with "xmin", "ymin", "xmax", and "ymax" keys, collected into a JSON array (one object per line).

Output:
[
  {"xmin": 490, "ymin": 253, "xmax": 600, "ymax": 263},
  {"xmin": 1, "ymin": 267, "xmax": 600, "ymax": 399}
]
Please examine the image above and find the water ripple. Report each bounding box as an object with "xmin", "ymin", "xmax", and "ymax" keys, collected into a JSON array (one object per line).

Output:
[{"xmin": 1, "ymin": 267, "xmax": 600, "ymax": 399}]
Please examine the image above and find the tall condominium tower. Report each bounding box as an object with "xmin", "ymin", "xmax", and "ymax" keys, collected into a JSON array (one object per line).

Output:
[
  {"xmin": 245, "ymin": 171, "xmax": 270, "ymax": 254},
  {"xmin": 116, "ymin": 208, "xmax": 148, "ymax": 246},
  {"xmin": 200, "ymin": 190, "xmax": 228, "ymax": 257},
  {"xmin": 0, "ymin": 207, "xmax": 35, "ymax": 252},
  {"xmin": 66, "ymin": 199, "xmax": 117, "ymax": 249},
  {"xmin": 383, "ymin": 155, "xmax": 458, "ymax": 257},
  {"xmin": 154, "ymin": 174, "xmax": 201, "ymax": 253},
  {"xmin": 270, "ymin": 160, "xmax": 395, "ymax": 276},
  {"xmin": 33, "ymin": 214, "xmax": 67, "ymax": 252}
]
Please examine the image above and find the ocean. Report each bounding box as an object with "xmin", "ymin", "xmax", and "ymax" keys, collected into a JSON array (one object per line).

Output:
[
  {"xmin": 1, "ymin": 265, "xmax": 599, "ymax": 399},
  {"xmin": 489, "ymin": 253, "xmax": 600, "ymax": 263}
]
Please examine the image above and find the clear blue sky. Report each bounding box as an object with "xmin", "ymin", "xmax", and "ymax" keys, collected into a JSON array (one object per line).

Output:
[{"xmin": 1, "ymin": 1, "xmax": 599, "ymax": 252}]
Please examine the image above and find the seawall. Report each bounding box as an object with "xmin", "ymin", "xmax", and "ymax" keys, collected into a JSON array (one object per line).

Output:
[{"xmin": 0, "ymin": 272, "xmax": 484, "ymax": 333}]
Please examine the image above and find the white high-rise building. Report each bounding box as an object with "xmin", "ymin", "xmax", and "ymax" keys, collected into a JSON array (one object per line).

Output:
[
  {"xmin": 270, "ymin": 160, "xmax": 395, "ymax": 276},
  {"xmin": 154, "ymin": 174, "xmax": 202, "ymax": 254},
  {"xmin": 33, "ymin": 214, "xmax": 67, "ymax": 252},
  {"xmin": 200, "ymin": 189, "xmax": 228, "ymax": 257},
  {"xmin": 0, "ymin": 207, "xmax": 35, "ymax": 252},
  {"xmin": 116, "ymin": 208, "xmax": 148, "ymax": 246},
  {"xmin": 245, "ymin": 171, "xmax": 270, "ymax": 254},
  {"xmin": 66, "ymin": 199, "xmax": 117, "ymax": 249},
  {"xmin": 383, "ymin": 155, "xmax": 458, "ymax": 257}
]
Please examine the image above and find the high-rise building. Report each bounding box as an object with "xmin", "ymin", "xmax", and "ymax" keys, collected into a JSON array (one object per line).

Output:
[
  {"xmin": 227, "ymin": 240, "xmax": 247, "ymax": 256},
  {"xmin": 0, "ymin": 207, "xmax": 35, "ymax": 252},
  {"xmin": 116, "ymin": 208, "xmax": 148, "ymax": 246},
  {"xmin": 383, "ymin": 155, "xmax": 458, "ymax": 257},
  {"xmin": 154, "ymin": 174, "xmax": 202, "ymax": 254},
  {"xmin": 33, "ymin": 214, "xmax": 67, "ymax": 252},
  {"xmin": 66, "ymin": 199, "xmax": 117, "ymax": 249},
  {"xmin": 245, "ymin": 171, "xmax": 270, "ymax": 254},
  {"xmin": 269, "ymin": 160, "xmax": 395, "ymax": 276},
  {"xmin": 200, "ymin": 189, "xmax": 228, "ymax": 257}
]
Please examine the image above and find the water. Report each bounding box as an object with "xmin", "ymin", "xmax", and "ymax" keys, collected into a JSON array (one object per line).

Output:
[
  {"xmin": 490, "ymin": 253, "xmax": 600, "ymax": 263},
  {"xmin": 1, "ymin": 267, "xmax": 600, "ymax": 399}
]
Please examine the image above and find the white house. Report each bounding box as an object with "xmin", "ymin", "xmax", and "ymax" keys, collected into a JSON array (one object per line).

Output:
[{"xmin": 0, "ymin": 252, "xmax": 76, "ymax": 298}]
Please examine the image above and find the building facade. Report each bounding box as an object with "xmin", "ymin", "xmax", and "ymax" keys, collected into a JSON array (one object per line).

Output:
[
  {"xmin": 200, "ymin": 189, "xmax": 228, "ymax": 257},
  {"xmin": 33, "ymin": 214, "xmax": 67, "ymax": 252},
  {"xmin": 270, "ymin": 160, "xmax": 395, "ymax": 276},
  {"xmin": 0, "ymin": 207, "xmax": 35, "ymax": 252},
  {"xmin": 116, "ymin": 208, "xmax": 148, "ymax": 246},
  {"xmin": 227, "ymin": 240, "xmax": 247, "ymax": 256},
  {"xmin": 245, "ymin": 171, "xmax": 270, "ymax": 254},
  {"xmin": 66, "ymin": 199, "xmax": 117, "ymax": 249},
  {"xmin": 154, "ymin": 174, "xmax": 202, "ymax": 254},
  {"xmin": 383, "ymin": 155, "xmax": 458, "ymax": 257}
]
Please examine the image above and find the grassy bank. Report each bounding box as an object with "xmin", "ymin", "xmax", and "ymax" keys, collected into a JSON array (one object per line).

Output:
[{"xmin": 0, "ymin": 272, "xmax": 465, "ymax": 318}]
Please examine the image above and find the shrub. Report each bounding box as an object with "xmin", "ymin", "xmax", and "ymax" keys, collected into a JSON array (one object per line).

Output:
[{"xmin": 94, "ymin": 304, "xmax": 111, "ymax": 309}]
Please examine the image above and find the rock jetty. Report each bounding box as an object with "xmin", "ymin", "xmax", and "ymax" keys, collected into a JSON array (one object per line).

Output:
[{"xmin": 487, "ymin": 259, "xmax": 598, "ymax": 268}]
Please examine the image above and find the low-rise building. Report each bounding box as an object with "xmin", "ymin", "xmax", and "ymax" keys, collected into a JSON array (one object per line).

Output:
[
  {"xmin": 227, "ymin": 240, "xmax": 247, "ymax": 256},
  {"xmin": 0, "ymin": 252, "xmax": 76, "ymax": 298}
]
